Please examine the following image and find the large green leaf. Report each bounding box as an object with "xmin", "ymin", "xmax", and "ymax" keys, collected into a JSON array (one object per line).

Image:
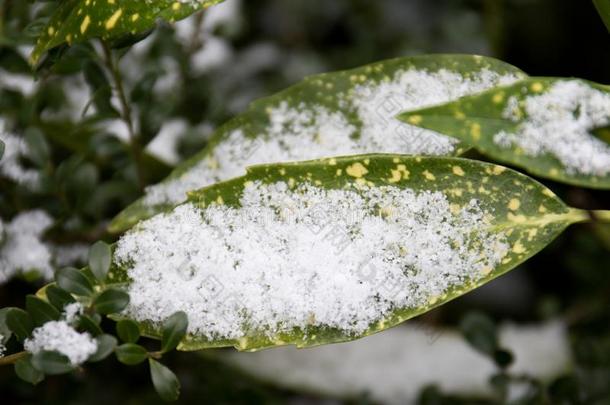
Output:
[
  {"xmin": 399, "ymin": 77, "xmax": 610, "ymax": 189},
  {"xmin": 109, "ymin": 54, "xmax": 526, "ymax": 233},
  {"xmin": 31, "ymin": 0, "xmax": 225, "ymax": 64},
  {"xmin": 103, "ymin": 155, "xmax": 598, "ymax": 352},
  {"xmin": 594, "ymin": 0, "xmax": 610, "ymax": 33}
]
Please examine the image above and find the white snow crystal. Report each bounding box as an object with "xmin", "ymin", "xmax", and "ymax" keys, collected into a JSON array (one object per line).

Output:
[
  {"xmin": 493, "ymin": 80, "xmax": 610, "ymax": 176},
  {"xmin": 24, "ymin": 321, "xmax": 98, "ymax": 366},
  {"xmin": 142, "ymin": 67, "xmax": 522, "ymax": 206},
  {"xmin": 0, "ymin": 121, "xmax": 41, "ymax": 189},
  {"xmin": 0, "ymin": 210, "xmax": 54, "ymax": 284},
  {"xmin": 0, "ymin": 334, "xmax": 5, "ymax": 358},
  {"xmin": 116, "ymin": 181, "xmax": 509, "ymax": 340},
  {"xmin": 62, "ymin": 302, "xmax": 84, "ymax": 325}
]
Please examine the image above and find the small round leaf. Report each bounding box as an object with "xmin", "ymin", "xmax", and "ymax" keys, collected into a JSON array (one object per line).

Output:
[
  {"xmin": 115, "ymin": 343, "xmax": 148, "ymax": 365},
  {"xmin": 15, "ymin": 356, "xmax": 45, "ymax": 385},
  {"xmin": 89, "ymin": 241, "xmax": 112, "ymax": 282},
  {"xmin": 45, "ymin": 285, "xmax": 76, "ymax": 311},
  {"xmin": 161, "ymin": 311, "xmax": 188, "ymax": 353},
  {"xmin": 93, "ymin": 288, "xmax": 130, "ymax": 314},
  {"xmin": 5, "ymin": 308, "xmax": 34, "ymax": 341},
  {"xmin": 149, "ymin": 359, "xmax": 180, "ymax": 402},
  {"xmin": 31, "ymin": 351, "xmax": 74, "ymax": 375},
  {"xmin": 116, "ymin": 319, "xmax": 140, "ymax": 343},
  {"xmin": 25, "ymin": 295, "xmax": 61, "ymax": 326},
  {"xmin": 88, "ymin": 334, "xmax": 118, "ymax": 362},
  {"xmin": 56, "ymin": 267, "xmax": 94, "ymax": 297}
]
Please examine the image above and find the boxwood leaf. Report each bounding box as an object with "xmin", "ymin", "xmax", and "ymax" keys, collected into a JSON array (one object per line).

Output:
[
  {"xmin": 31, "ymin": 351, "xmax": 74, "ymax": 375},
  {"xmin": 116, "ymin": 319, "xmax": 140, "ymax": 343},
  {"xmin": 25, "ymin": 295, "xmax": 61, "ymax": 326},
  {"xmin": 30, "ymin": 0, "xmax": 226, "ymax": 64},
  {"xmin": 93, "ymin": 288, "xmax": 130, "ymax": 314},
  {"xmin": 5, "ymin": 308, "xmax": 34, "ymax": 341},
  {"xmin": 161, "ymin": 312, "xmax": 188, "ymax": 353},
  {"xmin": 115, "ymin": 343, "xmax": 148, "ymax": 365},
  {"xmin": 399, "ymin": 78, "xmax": 610, "ymax": 189},
  {"xmin": 89, "ymin": 241, "xmax": 112, "ymax": 282},
  {"xmin": 78, "ymin": 314, "xmax": 104, "ymax": 337},
  {"xmin": 56, "ymin": 267, "xmax": 94, "ymax": 297},
  {"xmin": 88, "ymin": 334, "xmax": 118, "ymax": 362},
  {"xmin": 149, "ymin": 359, "xmax": 180, "ymax": 402},
  {"xmin": 104, "ymin": 155, "xmax": 600, "ymax": 352},
  {"xmin": 45, "ymin": 285, "xmax": 76, "ymax": 311},
  {"xmin": 109, "ymin": 54, "xmax": 526, "ymax": 233},
  {"xmin": 14, "ymin": 355, "xmax": 45, "ymax": 385}
]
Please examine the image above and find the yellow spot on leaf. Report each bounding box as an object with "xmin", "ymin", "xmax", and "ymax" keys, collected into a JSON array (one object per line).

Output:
[
  {"xmin": 531, "ymin": 82, "xmax": 544, "ymax": 92},
  {"xmin": 470, "ymin": 123, "xmax": 481, "ymax": 140},
  {"xmin": 508, "ymin": 199, "xmax": 521, "ymax": 211},
  {"xmin": 408, "ymin": 115, "xmax": 422, "ymax": 125},
  {"xmin": 452, "ymin": 166, "xmax": 465, "ymax": 176},
  {"xmin": 492, "ymin": 92, "xmax": 504, "ymax": 104},
  {"xmin": 105, "ymin": 9, "xmax": 123, "ymax": 30},
  {"xmin": 80, "ymin": 15, "xmax": 91, "ymax": 34},
  {"xmin": 422, "ymin": 170, "xmax": 435, "ymax": 181},
  {"xmin": 513, "ymin": 241, "xmax": 526, "ymax": 254},
  {"xmin": 507, "ymin": 212, "xmax": 527, "ymax": 223},
  {"xmin": 346, "ymin": 162, "xmax": 368, "ymax": 178},
  {"xmin": 492, "ymin": 165, "xmax": 506, "ymax": 175}
]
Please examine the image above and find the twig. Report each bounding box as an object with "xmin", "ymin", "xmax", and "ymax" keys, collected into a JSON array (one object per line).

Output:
[{"xmin": 100, "ymin": 40, "xmax": 146, "ymax": 190}]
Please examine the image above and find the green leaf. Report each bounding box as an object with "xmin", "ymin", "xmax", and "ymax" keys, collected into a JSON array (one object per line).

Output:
[
  {"xmin": 31, "ymin": 0, "xmax": 226, "ymax": 64},
  {"xmin": 45, "ymin": 285, "xmax": 76, "ymax": 311},
  {"xmin": 109, "ymin": 54, "xmax": 527, "ymax": 233},
  {"xmin": 594, "ymin": 0, "xmax": 610, "ymax": 33},
  {"xmin": 0, "ymin": 139, "xmax": 5, "ymax": 160},
  {"xmin": 78, "ymin": 314, "xmax": 103, "ymax": 336},
  {"xmin": 56, "ymin": 267, "xmax": 94, "ymax": 297},
  {"xmin": 459, "ymin": 311, "xmax": 498, "ymax": 356},
  {"xmin": 0, "ymin": 308, "xmax": 13, "ymax": 343},
  {"xmin": 399, "ymin": 77, "xmax": 610, "ymax": 189},
  {"xmin": 115, "ymin": 343, "xmax": 148, "ymax": 365},
  {"xmin": 149, "ymin": 359, "xmax": 181, "ymax": 402},
  {"xmin": 5, "ymin": 308, "xmax": 34, "ymax": 341},
  {"xmin": 25, "ymin": 295, "xmax": 61, "ymax": 326},
  {"xmin": 161, "ymin": 312, "xmax": 188, "ymax": 353},
  {"xmin": 93, "ymin": 288, "xmax": 130, "ymax": 314},
  {"xmin": 14, "ymin": 356, "xmax": 45, "ymax": 385},
  {"xmin": 31, "ymin": 351, "xmax": 74, "ymax": 375},
  {"xmin": 105, "ymin": 155, "xmax": 597, "ymax": 351},
  {"xmin": 88, "ymin": 334, "xmax": 118, "ymax": 362},
  {"xmin": 89, "ymin": 241, "xmax": 112, "ymax": 282},
  {"xmin": 116, "ymin": 319, "xmax": 140, "ymax": 343}
]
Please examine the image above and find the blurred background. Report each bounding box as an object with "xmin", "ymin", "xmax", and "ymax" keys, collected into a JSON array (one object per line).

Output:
[{"xmin": 1, "ymin": 0, "xmax": 610, "ymax": 403}]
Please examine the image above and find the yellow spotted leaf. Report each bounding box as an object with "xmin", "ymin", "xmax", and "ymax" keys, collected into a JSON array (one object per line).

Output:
[
  {"xmin": 109, "ymin": 54, "xmax": 526, "ymax": 233},
  {"xmin": 399, "ymin": 77, "xmax": 610, "ymax": 189},
  {"xmin": 98, "ymin": 155, "xmax": 601, "ymax": 352},
  {"xmin": 30, "ymin": 0, "xmax": 225, "ymax": 64}
]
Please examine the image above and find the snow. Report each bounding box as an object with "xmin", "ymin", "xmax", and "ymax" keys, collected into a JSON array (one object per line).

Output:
[
  {"xmin": 24, "ymin": 320, "xmax": 98, "ymax": 366},
  {"xmin": 493, "ymin": 80, "xmax": 610, "ymax": 176},
  {"xmin": 143, "ymin": 67, "xmax": 521, "ymax": 206},
  {"xmin": 0, "ymin": 121, "xmax": 41, "ymax": 189},
  {"xmin": 0, "ymin": 211, "xmax": 54, "ymax": 284},
  {"xmin": 116, "ymin": 180, "xmax": 508, "ymax": 340}
]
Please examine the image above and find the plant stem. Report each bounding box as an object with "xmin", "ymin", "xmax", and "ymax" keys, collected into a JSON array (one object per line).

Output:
[
  {"xmin": 0, "ymin": 351, "xmax": 27, "ymax": 366},
  {"xmin": 100, "ymin": 40, "xmax": 146, "ymax": 191},
  {"xmin": 590, "ymin": 210, "xmax": 610, "ymax": 223}
]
